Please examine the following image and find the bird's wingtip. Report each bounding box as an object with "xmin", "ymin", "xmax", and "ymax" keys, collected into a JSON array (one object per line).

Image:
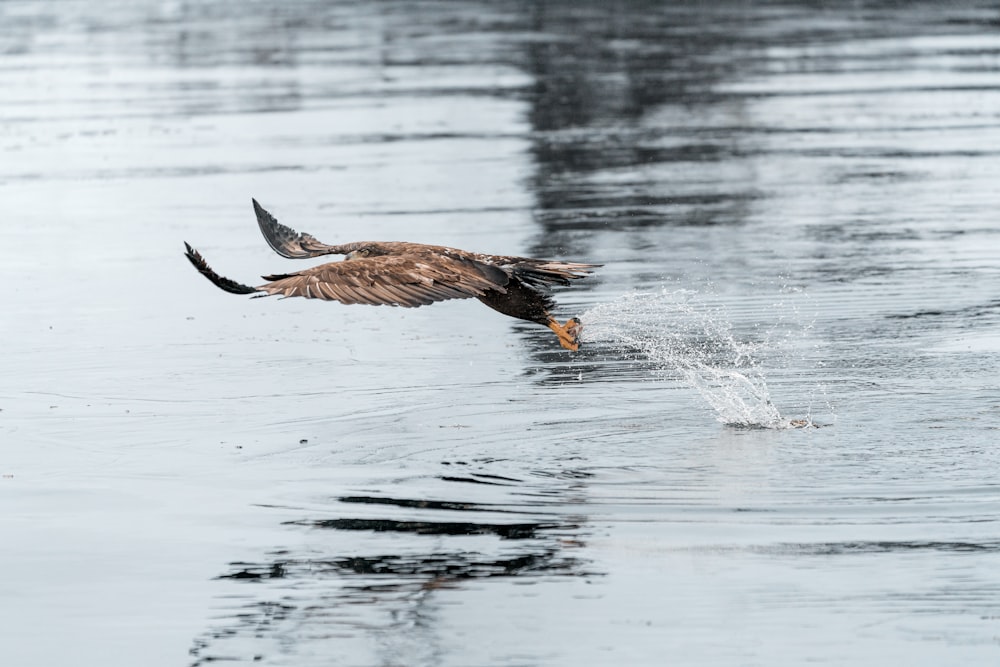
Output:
[{"xmin": 252, "ymin": 198, "xmax": 277, "ymax": 224}]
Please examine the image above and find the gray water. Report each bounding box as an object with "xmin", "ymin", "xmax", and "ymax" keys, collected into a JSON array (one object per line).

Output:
[{"xmin": 2, "ymin": 2, "xmax": 1000, "ymax": 665}]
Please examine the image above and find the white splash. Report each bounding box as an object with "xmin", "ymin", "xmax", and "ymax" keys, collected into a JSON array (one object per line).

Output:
[{"xmin": 580, "ymin": 288, "xmax": 808, "ymax": 429}]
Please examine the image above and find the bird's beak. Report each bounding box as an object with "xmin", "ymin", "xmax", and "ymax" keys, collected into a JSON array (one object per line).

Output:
[{"xmin": 344, "ymin": 251, "xmax": 357, "ymax": 261}]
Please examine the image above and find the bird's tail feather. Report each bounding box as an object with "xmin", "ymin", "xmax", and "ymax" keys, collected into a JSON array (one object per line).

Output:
[{"xmin": 514, "ymin": 261, "xmax": 601, "ymax": 288}]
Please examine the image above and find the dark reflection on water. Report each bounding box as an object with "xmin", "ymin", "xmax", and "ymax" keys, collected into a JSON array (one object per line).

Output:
[
  {"xmin": 287, "ymin": 516, "xmax": 571, "ymax": 539},
  {"xmin": 887, "ymin": 297, "xmax": 1000, "ymax": 320},
  {"xmin": 191, "ymin": 477, "xmax": 591, "ymax": 667},
  {"xmin": 761, "ymin": 540, "xmax": 1000, "ymax": 555},
  {"xmin": 520, "ymin": 3, "xmax": 756, "ymax": 239}
]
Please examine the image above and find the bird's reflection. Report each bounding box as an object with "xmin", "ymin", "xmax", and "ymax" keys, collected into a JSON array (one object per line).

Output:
[{"xmin": 190, "ymin": 471, "xmax": 594, "ymax": 667}]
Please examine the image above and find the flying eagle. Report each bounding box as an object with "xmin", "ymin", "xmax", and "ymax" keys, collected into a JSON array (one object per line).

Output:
[{"xmin": 183, "ymin": 200, "xmax": 600, "ymax": 351}]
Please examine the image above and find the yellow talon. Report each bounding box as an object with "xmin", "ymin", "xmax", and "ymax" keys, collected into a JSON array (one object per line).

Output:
[{"xmin": 548, "ymin": 317, "xmax": 583, "ymax": 351}]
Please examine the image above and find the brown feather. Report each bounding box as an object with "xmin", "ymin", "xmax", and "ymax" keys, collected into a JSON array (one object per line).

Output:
[{"xmin": 254, "ymin": 251, "xmax": 508, "ymax": 308}]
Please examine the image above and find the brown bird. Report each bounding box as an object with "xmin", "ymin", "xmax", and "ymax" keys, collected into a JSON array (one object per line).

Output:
[{"xmin": 183, "ymin": 199, "xmax": 600, "ymax": 350}]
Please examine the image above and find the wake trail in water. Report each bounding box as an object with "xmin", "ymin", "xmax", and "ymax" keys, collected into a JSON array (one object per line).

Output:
[{"xmin": 580, "ymin": 289, "xmax": 812, "ymax": 429}]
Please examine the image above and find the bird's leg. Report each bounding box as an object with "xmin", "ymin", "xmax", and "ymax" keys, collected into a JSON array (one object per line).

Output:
[{"xmin": 547, "ymin": 317, "xmax": 583, "ymax": 351}]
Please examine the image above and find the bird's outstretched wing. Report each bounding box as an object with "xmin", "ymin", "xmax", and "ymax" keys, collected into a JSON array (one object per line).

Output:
[
  {"xmin": 253, "ymin": 198, "xmax": 347, "ymax": 259},
  {"xmin": 258, "ymin": 253, "xmax": 507, "ymax": 307}
]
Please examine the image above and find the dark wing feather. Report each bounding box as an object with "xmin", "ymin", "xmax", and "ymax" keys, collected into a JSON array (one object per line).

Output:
[
  {"xmin": 257, "ymin": 253, "xmax": 508, "ymax": 307},
  {"xmin": 252, "ymin": 198, "xmax": 350, "ymax": 259},
  {"xmin": 184, "ymin": 242, "xmax": 260, "ymax": 295}
]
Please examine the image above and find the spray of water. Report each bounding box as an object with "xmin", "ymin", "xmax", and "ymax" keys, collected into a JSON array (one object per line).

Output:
[{"xmin": 580, "ymin": 288, "xmax": 812, "ymax": 429}]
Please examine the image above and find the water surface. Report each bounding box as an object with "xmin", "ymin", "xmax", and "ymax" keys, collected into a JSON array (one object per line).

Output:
[{"xmin": 2, "ymin": 2, "xmax": 1000, "ymax": 666}]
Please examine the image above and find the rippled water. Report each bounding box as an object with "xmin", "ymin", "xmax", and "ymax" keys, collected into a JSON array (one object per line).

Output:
[{"xmin": 2, "ymin": 2, "xmax": 1000, "ymax": 666}]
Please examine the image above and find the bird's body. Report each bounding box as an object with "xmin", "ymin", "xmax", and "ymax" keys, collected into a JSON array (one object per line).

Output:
[{"xmin": 184, "ymin": 200, "xmax": 599, "ymax": 350}]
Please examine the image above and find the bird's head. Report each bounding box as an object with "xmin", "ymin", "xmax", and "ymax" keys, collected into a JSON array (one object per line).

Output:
[{"xmin": 345, "ymin": 245, "xmax": 383, "ymax": 261}]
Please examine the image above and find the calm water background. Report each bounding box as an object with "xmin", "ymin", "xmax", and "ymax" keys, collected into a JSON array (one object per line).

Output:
[{"xmin": 2, "ymin": 1, "xmax": 1000, "ymax": 665}]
